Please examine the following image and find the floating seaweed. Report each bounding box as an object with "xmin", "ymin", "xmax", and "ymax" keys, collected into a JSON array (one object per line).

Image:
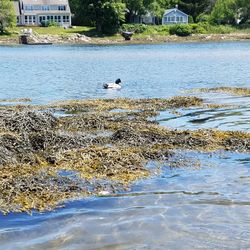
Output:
[
  {"xmin": 0, "ymin": 96, "xmax": 249, "ymax": 214},
  {"xmin": 193, "ymin": 87, "xmax": 250, "ymax": 96},
  {"xmin": 0, "ymin": 98, "xmax": 32, "ymax": 103}
]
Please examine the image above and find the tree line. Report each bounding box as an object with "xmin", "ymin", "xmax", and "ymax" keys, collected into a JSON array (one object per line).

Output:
[
  {"xmin": 69, "ymin": 0, "xmax": 249, "ymax": 33},
  {"xmin": 0, "ymin": 0, "xmax": 249, "ymax": 35}
]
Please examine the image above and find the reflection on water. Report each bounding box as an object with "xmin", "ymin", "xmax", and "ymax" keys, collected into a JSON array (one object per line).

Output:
[
  {"xmin": 0, "ymin": 152, "xmax": 249, "ymax": 249},
  {"xmin": 0, "ymin": 42, "xmax": 250, "ymax": 249},
  {"xmin": 158, "ymin": 104, "xmax": 250, "ymax": 131}
]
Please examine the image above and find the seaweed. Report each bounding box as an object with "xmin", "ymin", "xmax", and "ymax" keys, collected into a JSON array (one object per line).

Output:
[
  {"xmin": 0, "ymin": 96, "xmax": 249, "ymax": 214},
  {"xmin": 194, "ymin": 87, "xmax": 250, "ymax": 96}
]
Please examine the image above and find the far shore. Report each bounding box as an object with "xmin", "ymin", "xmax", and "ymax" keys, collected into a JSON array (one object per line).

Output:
[{"xmin": 1, "ymin": 32, "xmax": 250, "ymax": 46}]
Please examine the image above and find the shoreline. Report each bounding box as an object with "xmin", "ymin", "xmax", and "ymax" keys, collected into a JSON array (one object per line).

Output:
[{"xmin": 0, "ymin": 33, "xmax": 250, "ymax": 46}]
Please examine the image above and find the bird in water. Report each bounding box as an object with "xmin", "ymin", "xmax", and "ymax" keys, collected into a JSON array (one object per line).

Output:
[{"xmin": 103, "ymin": 79, "xmax": 122, "ymax": 89}]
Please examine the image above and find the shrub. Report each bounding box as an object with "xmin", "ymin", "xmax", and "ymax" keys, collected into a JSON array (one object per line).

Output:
[
  {"xmin": 190, "ymin": 23, "xmax": 207, "ymax": 34},
  {"xmin": 48, "ymin": 21, "xmax": 59, "ymax": 27},
  {"xmin": 121, "ymin": 24, "xmax": 148, "ymax": 34},
  {"xmin": 205, "ymin": 24, "xmax": 235, "ymax": 34},
  {"xmin": 40, "ymin": 21, "xmax": 49, "ymax": 27},
  {"xmin": 169, "ymin": 24, "xmax": 192, "ymax": 36},
  {"xmin": 197, "ymin": 14, "xmax": 210, "ymax": 23},
  {"xmin": 188, "ymin": 16, "xmax": 194, "ymax": 23},
  {"xmin": 40, "ymin": 21, "xmax": 59, "ymax": 27}
]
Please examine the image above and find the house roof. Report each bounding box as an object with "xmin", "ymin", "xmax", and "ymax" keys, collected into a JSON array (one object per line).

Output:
[
  {"xmin": 21, "ymin": 0, "xmax": 69, "ymax": 5},
  {"xmin": 13, "ymin": 1, "xmax": 21, "ymax": 16},
  {"xmin": 163, "ymin": 8, "xmax": 188, "ymax": 17},
  {"xmin": 22, "ymin": 10, "xmax": 71, "ymax": 14}
]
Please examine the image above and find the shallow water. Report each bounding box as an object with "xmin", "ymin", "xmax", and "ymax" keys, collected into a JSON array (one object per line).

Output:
[{"xmin": 0, "ymin": 42, "xmax": 250, "ymax": 249}]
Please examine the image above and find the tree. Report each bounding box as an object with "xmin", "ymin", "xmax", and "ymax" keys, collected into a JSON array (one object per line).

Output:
[
  {"xmin": 70, "ymin": 0, "xmax": 125, "ymax": 34},
  {"xmin": 100, "ymin": 1, "xmax": 126, "ymax": 33},
  {"xmin": 123, "ymin": 0, "xmax": 157, "ymax": 23},
  {"xmin": 237, "ymin": 0, "xmax": 250, "ymax": 24},
  {"xmin": 210, "ymin": 0, "xmax": 237, "ymax": 24},
  {"xmin": 0, "ymin": 0, "xmax": 15, "ymax": 34},
  {"xmin": 178, "ymin": 0, "xmax": 211, "ymax": 23}
]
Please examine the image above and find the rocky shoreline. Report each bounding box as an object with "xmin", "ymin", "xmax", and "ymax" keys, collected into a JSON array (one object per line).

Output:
[{"xmin": 0, "ymin": 32, "xmax": 250, "ymax": 46}]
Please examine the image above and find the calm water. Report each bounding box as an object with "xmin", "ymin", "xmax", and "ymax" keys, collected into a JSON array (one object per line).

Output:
[{"xmin": 0, "ymin": 42, "xmax": 250, "ymax": 249}]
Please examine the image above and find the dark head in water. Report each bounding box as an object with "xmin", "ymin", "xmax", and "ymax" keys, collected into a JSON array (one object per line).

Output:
[{"xmin": 115, "ymin": 79, "xmax": 121, "ymax": 84}]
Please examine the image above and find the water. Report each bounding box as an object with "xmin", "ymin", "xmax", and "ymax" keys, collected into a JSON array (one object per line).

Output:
[{"xmin": 0, "ymin": 42, "xmax": 250, "ymax": 249}]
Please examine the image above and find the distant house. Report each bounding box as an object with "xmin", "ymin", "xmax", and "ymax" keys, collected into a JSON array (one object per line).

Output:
[
  {"xmin": 162, "ymin": 7, "xmax": 188, "ymax": 25},
  {"xmin": 141, "ymin": 12, "xmax": 156, "ymax": 25},
  {"xmin": 13, "ymin": 0, "xmax": 72, "ymax": 27}
]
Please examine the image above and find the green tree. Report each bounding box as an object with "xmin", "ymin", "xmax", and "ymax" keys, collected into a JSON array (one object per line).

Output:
[
  {"xmin": 100, "ymin": 1, "xmax": 126, "ymax": 33},
  {"xmin": 178, "ymin": 0, "xmax": 210, "ymax": 23},
  {"xmin": 0, "ymin": 0, "xmax": 15, "ymax": 34},
  {"xmin": 237, "ymin": 0, "xmax": 250, "ymax": 24},
  {"xmin": 210, "ymin": 0, "xmax": 237, "ymax": 24},
  {"xmin": 70, "ymin": 0, "xmax": 125, "ymax": 34},
  {"xmin": 123, "ymin": 0, "xmax": 158, "ymax": 23}
]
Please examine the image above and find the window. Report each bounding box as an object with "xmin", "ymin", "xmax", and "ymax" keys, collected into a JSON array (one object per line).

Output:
[
  {"xmin": 42, "ymin": 5, "xmax": 49, "ymax": 11},
  {"xmin": 171, "ymin": 16, "xmax": 175, "ymax": 22},
  {"xmin": 176, "ymin": 16, "xmax": 179, "ymax": 22},
  {"xmin": 63, "ymin": 15, "xmax": 69, "ymax": 23},
  {"xmin": 180, "ymin": 16, "xmax": 183, "ymax": 22},
  {"xmin": 33, "ymin": 5, "xmax": 41, "ymax": 10},
  {"xmin": 29, "ymin": 16, "xmax": 32, "ymax": 23},
  {"xmin": 24, "ymin": 5, "xmax": 33, "ymax": 11},
  {"xmin": 58, "ymin": 5, "xmax": 66, "ymax": 11},
  {"xmin": 50, "ymin": 5, "xmax": 58, "ymax": 10}
]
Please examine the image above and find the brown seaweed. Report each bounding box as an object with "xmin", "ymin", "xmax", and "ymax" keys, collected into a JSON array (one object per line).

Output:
[{"xmin": 0, "ymin": 96, "xmax": 249, "ymax": 214}]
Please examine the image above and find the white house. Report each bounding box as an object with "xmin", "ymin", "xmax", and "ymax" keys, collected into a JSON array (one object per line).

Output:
[
  {"xmin": 162, "ymin": 7, "xmax": 188, "ymax": 25},
  {"xmin": 13, "ymin": 0, "xmax": 72, "ymax": 27}
]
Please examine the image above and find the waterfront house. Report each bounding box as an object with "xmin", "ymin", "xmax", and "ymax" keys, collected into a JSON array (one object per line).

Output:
[
  {"xmin": 13, "ymin": 0, "xmax": 72, "ymax": 27},
  {"xmin": 162, "ymin": 6, "xmax": 188, "ymax": 25}
]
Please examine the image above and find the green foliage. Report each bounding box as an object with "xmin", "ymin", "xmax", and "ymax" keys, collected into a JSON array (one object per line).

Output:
[
  {"xmin": 205, "ymin": 24, "xmax": 235, "ymax": 34},
  {"xmin": 121, "ymin": 23, "xmax": 171, "ymax": 35},
  {"xmin": 101, "ymin": 2, "xmax": 126, "ymax": 34},
  {"xmin": 48, "ymin": 21, "xmax": 59, "ymax": 27},
  {"xmin": 210, "ymin": 0, "xmax": 236, "ymax": 24},
  {"xmin": 123, "ymin": 0, "xmax": 151, "ymax": 22},
  {"xmin": 196, "ymin": 14, "xmax": 210, "ymax": 23},
  {"xmin": 41, "ymin": 21, "xmax": 59, "ymax": 27},
  {"xmin": 169, "ymin": 24, "xmax": 192, "ymax": 36},
  {"xmin": 188, "ymin": 15, "xmax": 194, "ymax": 23},
  {"xmin": 210, "ymin": 0, "xmax": 249, "ymax": 25},
  {"xmin": 68, "ymin": 0, "xmax": 249, "ymax": 34},
  {"xmin": 178, "ymin": 0, "xmax": 211, "ymax": 23},
  {"xmin": 0, "ymin": 0, "xmax": 16, "ymax": 35},
  {"xmin": 74, "ymin": 0, "xmax": 125, "ymax": 34},
  {"xmin": 121, "ymin": 23, "xmax": 148, "ymax": 33},
  {"xmin": 189, "ymin": 23, "xmax": 206, "ymax": 33},
  {"xmin": 168, "ymin": 22, "xmax": 235, "ymax": 36}
]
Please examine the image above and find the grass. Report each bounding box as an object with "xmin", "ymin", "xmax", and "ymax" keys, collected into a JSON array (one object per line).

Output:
[{"xmin": 5, "ymin": 26, "xmax": 95, "ymax": 37}]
